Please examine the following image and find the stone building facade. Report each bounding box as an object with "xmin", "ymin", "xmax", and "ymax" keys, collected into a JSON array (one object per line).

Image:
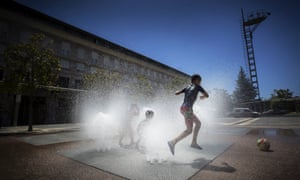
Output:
[{"xmin": 0, "ymin": 1, "xmax": 189, "ymax": 126}]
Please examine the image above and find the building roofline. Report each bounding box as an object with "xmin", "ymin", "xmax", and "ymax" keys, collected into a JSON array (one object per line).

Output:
[{"xmin": 2, "ymin": 0, "xmax": 190, "ymax": 77}]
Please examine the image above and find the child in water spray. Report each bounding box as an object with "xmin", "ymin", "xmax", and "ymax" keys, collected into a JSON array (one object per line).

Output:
[
  {"xmin": 119, "ymin": 104, "xmax": 140, "ymax": 147},
  {"xmin": 168, "ymin": 74, "xmax": 209, "ymax": 155},
  {"xmin": 136, "ymin": 110, "xmax": 154, "ymax": 152}
]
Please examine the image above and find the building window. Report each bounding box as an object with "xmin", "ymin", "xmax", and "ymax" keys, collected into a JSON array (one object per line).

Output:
[
  {"xmin": 114, "ymin": 59, "xmax": 119, "ymax": 69},
  {"xmin": 61, "ymin": 42, "xmax": 71, "ymax": 56},
  {"xmin": 157, "ymin": 73, "xmax": 161, "ymax": 79},
  {"xmin": 90, "ymin": 58, "xmax": 97, "ymax": 65},
  {"xmin": 91, "ymin": 51, "xmax": 99, "ymax": 65},
  {"xmin": 0, "ymin": 21, "xmax": 8, "ymax": 42},
  {"xmin": 147, "ymin": 69, "xmax": 151, "ymax": 76},
  {"xmin": 94, "ymin": 39, "xmax": 100, "ymax": 44},
  {"xmin": 98, "ymin": 54, "xmax": 104, "ymax": 65},
  {"xmin": 90, "ymin": 67, "xmax": 97, "ymax": 73},
  {"xmin": 0, "ymin": 68, "xmax": 3, "ymax": 81},
  {"xmin": 123, "ymin": 61, "xmax": 128, "ymax": 69},
  {"xmin": 153, "ymin": 71, "xmax": 157, "ymax": 78},
  {"xmin": 61, "ymin": 49, "xmax": 70, "ymax": 56},
  {"xmin": 128, "ymin": 62, "xmax": 134, "ymax": 73},
  {"xmin": 132, "ymin": 64, "xmax": 137, "ymax": 73},
  {"xmin": 78, "ymin": 48, "xmax": 85, "ymax": 59},
  {"xmin": 60, "ymin": 59, "xmax": 70, "ymax": 69},
  {"xmin": 42, "ymin": 36, "xmax": 54, "ymax": 47},
  {"xmin": 20, "ymin": 31, "xmax": 31, "ymax": 42},
  {"xmin": 103, "ymin": 55, "xmax": 110, "ymax": 67},
  {"xmin": 140, "ymin": 67, "xmax": 145, "ymax": 75},
  {"xmin": 0, "ymin": 44, "xmax": 4, "ymax": 54},
  {"xmin": 75, "ymin": 79, "xmax": 83, "ymax": 89},
  {"xmin": 58, "ymin": 76, "xmax": 69, "ymax": 88},
  {"xmin": 76, "ymin": 62, "xmax": 85, "ymax": 71}
]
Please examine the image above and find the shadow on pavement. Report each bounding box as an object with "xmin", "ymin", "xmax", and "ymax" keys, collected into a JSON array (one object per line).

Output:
[
  {"xmin": 203, "ymin": 162, "xmax": 236, "ymax": 173},
  {"xmin": 172, "ymin": 158, "xmax": 236, "ymax": 173},
  {"xmin": 171, "ymin": 158, "xmax": 211, "ymax": 169}
]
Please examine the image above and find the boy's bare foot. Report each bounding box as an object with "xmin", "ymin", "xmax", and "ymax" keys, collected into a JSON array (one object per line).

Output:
[
  {"xmin": 168, "ymin": 141, "xmax": 175, "ymax": 155},
  {"xmin": 191, "ymin": 144, "xmax": 202, "ymax": 150}
]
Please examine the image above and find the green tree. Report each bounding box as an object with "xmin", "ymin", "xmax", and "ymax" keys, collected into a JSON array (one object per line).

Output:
[
  {"xmin": 166, "ymin": 76, "xmax": 187, "ymax": 93},
  {"xmin": 2, "ymin": 33, "xmax": 61, "ymax": 131},
  {"xmin": 134, "ymin": 74, "xmax": 153, "ymax": 100},
  {"xmin": 83, "ymin": 69, "xmax": 121, "ymax": 112},
  {"xmin": 83, "ymin": 68, "xmax": 122, "ymax": 98},
  {"xmin": 232, "ymin": 67, "xmax": 256, "ymax": 104},
  {"xmin": 271, "ymin": 89, "xmax": 293, "ymax": 99}
]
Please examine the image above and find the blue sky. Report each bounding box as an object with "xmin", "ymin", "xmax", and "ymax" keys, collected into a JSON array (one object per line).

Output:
[{"xmin": 16, "ymin": 0, "xmax": 300, "ymax": 99}]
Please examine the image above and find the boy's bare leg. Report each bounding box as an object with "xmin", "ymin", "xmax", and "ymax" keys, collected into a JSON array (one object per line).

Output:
[
  {"xmin": 190, "ymin": 117, "xmax": 202, "ymax": 150},
  {"xmin": 170, "ymin": 128, "xmax": 193, "ymax": 145},
  {"xmin": 168, "ymin": 127, "xmax": 192, "ymax": 155},
  {"xmin": 191, "ymin": 119, "xmax": 201, "ymax": 145}
]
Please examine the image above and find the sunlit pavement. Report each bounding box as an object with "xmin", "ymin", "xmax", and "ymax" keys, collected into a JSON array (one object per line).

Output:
[
  {"xmin": 0, "ymin": 116, "xmax": 299, "ymax": 180},
  {"xmin": 214, "ymin": 116, "xmax": 300, "ymax": 129},
  {"xmin": 0, "ymin": 123, "xmax": 81, "ymax": 135}
]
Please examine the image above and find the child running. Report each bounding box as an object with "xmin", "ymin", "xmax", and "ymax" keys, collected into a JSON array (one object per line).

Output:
[{"xmin": 168, "ymin": 74, "xmax": 209, "ymax": 155}]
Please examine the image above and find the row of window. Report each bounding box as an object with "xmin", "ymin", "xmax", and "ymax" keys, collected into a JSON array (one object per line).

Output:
[
  {"xmin": 0, "ymin": 72, "xmax": 82, "ymax": 89},
  {"xmin": 57, "ymin": 41, "xmax": 172, "ymax": 81},
  {"xmin": 60, "ymin": 57, "xmax": 172, "ymax": 82},
  {"xmin": 0, "ymin": 21, "xmax": 174, "ymax": 84},
  {"xmin": 0, "ymin": 69, "xmax": 3, "ymax": 81},
  {"xmin": 60, "ymin": 59, "xmax": 86, "ymax": 72},
  {"xmin": 57, "ymin": 75, "xmax": 163, "ymax": 90},
  {"xmin": 58, "ymin": 76, "xmax": 82, "ymax": 89}
]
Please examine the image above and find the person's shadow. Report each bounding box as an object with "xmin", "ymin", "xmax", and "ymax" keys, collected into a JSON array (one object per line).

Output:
[
  {"xmin": 174, "ymin": 158, "xmax": 236, "ymax": 173},
  {"xmin": 203, "ymin": 161, "xmax": 236, "ymax": 173}
]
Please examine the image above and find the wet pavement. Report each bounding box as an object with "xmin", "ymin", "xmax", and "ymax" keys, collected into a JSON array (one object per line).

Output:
[
  {"xmin": 17, "ymin": 131, "xmax": 85, "ymax": 146},
  {"xmin": 58, "ymin": 134, "xmax": 233, "ymax": 180},
  {"xmin": 0, "ymin": 118, "xmax": 300, "ymax": 179},
  {"xmin": 0, "ymin": 123, "xmax": 81, "ymax": 135}
]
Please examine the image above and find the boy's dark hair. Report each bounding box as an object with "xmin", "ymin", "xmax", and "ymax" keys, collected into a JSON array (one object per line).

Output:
[
  {"xmin": 145, "ymin": 110, "xmax": 154, "ymax": 119},
  {"xmin": 191, "ymin": 74, "xmax": 201, "ymax": 83}
]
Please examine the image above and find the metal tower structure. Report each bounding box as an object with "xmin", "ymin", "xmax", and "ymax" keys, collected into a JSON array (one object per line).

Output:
[{"xmin": 241, "ymin": 9, "xmax": 270, "ymax": 100}]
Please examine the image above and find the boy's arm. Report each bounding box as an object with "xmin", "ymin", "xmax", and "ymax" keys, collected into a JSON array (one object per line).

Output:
[
  {"xmin": 199, "ymin": 87, "xmax": 209, "ymax": 99},
  {"xmin": 175, "ymin": 88, "xmax": 185, "ymax": 95}
]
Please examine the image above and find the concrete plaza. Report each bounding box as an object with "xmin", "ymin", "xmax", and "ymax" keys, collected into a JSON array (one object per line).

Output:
[{"xmin": 0, "ymin": 116, "xmax": 300, "ymax": 180}]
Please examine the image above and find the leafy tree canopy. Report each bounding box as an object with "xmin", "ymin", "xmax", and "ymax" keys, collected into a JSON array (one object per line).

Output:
[
  {"xmin": 271, "ymin": 89, "xmax": 293, "ymax": 99},
  {"xmin": 83, "ymin": 68, "xmax": 122, "ymax": 95},
  {"xmin": 1, "ymin": 33, "xmax": 60, "ymax": 131},
  {"xmin": 2, "ymin": 33, "xmax": 60, "ymax": 93}
]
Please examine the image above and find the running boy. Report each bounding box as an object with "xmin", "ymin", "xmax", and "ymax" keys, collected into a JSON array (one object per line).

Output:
[{"xmin": 168, "ymin": 74, "xmax": 209, "ymax": 155}]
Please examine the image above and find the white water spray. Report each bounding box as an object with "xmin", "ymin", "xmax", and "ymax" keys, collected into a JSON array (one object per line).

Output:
[{"xmin": 79, "ymin": 83, "xmax": 231, "ymax": 163}]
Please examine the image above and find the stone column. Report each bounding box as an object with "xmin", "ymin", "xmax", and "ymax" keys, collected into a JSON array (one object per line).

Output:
[
  {"xmin": 46, "ymin": 93, "xmax": 57, "ymax": 124},
  {"xmin": 73, "ymin": 93, "xmax": 80, "ymax": 123},
  {"xmin": 13, "ymin": 94, "xmax": 21, "ymax": 126}
]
